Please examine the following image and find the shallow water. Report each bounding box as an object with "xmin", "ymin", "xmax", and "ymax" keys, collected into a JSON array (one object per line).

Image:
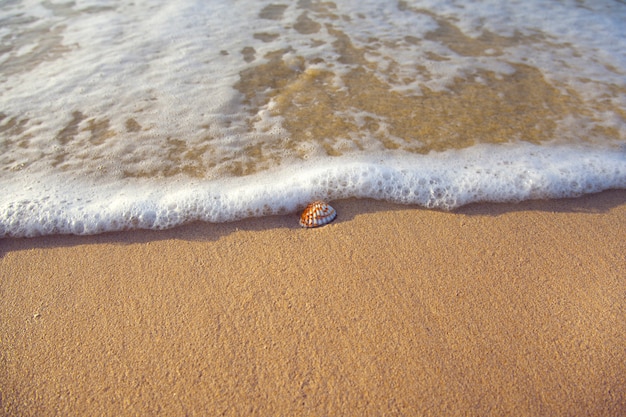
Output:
[{"xmin": 1, "ymin": 0, "xmax": 625, "ymax": 237}]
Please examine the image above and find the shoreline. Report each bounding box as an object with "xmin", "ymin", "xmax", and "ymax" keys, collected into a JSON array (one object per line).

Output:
[{"xmin": 1, "ymin": 190, "xmax": 625, "ymax": 416}]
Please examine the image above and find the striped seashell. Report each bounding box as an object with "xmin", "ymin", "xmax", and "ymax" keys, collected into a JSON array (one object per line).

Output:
[{"xmin": 299, "ymin": 201, "xmax": 337, "ymax": 228}]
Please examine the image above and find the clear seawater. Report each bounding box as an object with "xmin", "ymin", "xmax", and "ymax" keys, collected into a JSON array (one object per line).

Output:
[{"xmin": 1, "ymin": 0, "xmax": 625, "ymax": 237}]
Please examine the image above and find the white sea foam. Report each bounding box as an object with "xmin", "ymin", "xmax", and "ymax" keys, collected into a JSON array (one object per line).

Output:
[
  {"xmin": 2, "ymin": 0, "xmax": 625, "ymax": 175},
  {"xmin": 1, "ymin": 143, "xmax": 624, "ymax": 237},
  {"xmin": 1, "ymin": 0, "xmax": 625, "ymax": 237}
]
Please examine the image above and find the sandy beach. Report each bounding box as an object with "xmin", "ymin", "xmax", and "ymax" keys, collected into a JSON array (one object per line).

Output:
[{"xmin": 1, "ymin": 190, "xmax": 625, "ymax": 416}]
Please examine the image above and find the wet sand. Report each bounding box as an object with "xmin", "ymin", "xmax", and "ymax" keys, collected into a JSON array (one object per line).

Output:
[{"xmin": 1, "ymin": 190, "xmax": 625, "ymax": 416}]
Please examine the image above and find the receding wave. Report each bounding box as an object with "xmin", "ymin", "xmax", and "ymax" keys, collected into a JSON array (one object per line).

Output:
[{"xmin": 1, "ymin": 0, "xmax": 625, "ymax": 236}]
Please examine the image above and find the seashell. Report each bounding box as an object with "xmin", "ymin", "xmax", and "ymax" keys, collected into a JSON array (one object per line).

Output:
[{"xmin": 299, "ymin": 201, "xmax": 337, "ymax": 228}]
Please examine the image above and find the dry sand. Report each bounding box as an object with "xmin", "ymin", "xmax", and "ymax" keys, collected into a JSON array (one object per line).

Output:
[{"xmin": 1, "ymin": 190, "xmax": 625, "ymax": 416}]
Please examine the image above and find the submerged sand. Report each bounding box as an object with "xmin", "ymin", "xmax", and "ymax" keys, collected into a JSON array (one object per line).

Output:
[{"xmin": 1, "ymin": 190, "xmax": 625, "ymax": 416}]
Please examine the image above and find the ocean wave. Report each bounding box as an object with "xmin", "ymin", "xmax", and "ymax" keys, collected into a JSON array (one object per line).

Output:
[{"xmin": 1, "ymin": 143, "xmax": 624, "ymax": 237}]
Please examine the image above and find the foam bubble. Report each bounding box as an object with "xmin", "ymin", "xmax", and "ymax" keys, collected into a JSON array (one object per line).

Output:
[{"xmin": 1, "ymin": 143, "xmax": 624, "ymax": 237}]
